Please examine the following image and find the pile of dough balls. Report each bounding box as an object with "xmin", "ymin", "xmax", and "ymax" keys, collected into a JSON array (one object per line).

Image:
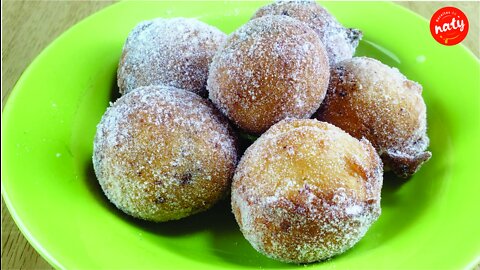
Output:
[{"xmin": 94, "ymin": 0, "xmax": 431, "ymax": 264}]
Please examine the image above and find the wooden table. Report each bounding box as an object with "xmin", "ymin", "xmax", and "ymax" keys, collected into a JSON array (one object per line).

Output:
[{"xmin": 2, "ymin": 1, "xmax": 479, "ymax": 269}]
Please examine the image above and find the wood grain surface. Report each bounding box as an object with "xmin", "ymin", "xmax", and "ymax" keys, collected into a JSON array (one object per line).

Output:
[{"xmin": 2, "ymin": 1, "xmax": 479, "ymax": 269}]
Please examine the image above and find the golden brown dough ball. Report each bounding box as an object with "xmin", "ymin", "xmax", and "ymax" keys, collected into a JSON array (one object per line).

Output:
[
  {"xmin": 93, "ymin": 85, "xmax": 237, "ymax": 222},
  {"xmin": 316, "ymin": 57, "xmax": 431, "ymax": 178},
  {"xmin": 252, "ymin": 0, "xmax": 362, "ymax": 65},
  {"xmin": 231, "ymin": 119, "xmax": 382, "ymax": 263},
  {"xmin": 118, "ymin": 18, "xmax": 226, "ymax": 96},
  {"xmin": 208, "ymin": 15, "xmax": 330, "ymax": 135}
]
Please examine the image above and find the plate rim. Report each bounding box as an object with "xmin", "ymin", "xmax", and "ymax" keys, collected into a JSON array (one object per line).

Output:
[{"xmin": 2, "ymin": 1, "xmax": 479, "ymax": 269}]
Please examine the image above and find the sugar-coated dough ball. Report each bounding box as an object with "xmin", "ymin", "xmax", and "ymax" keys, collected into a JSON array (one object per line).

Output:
[
  {"xmin": 231, "ymin": 119, "xmax": 383, "ymax": 263},
  {"xmin": 93, "ymin": 85, "xmax": 237, "ymax": 222},
  {"xmin": 118, "ymin": 18, "xmax": 226, "ymax": 96},
  {"xmin": 208, "ymin": 15, "xmax": 330, "ymax": 135},
  {"xmin": 252, "ymin": 0, "xmax": 362, "ymax": 65},
  {"xmin": 316, "ymin": 57, "xmax": 431, "ymax": 178}
]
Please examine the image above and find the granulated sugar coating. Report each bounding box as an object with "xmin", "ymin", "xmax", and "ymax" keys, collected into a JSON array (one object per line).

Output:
[
  {"xmin": 231, "ymin": 119, "xmax": 383, "ymax": 263},
  {"xmin": 93, "ymin": 85, "xmax": 237, "ymax": 222},
  {"xmin": 252, "ymin": 0, "xmax": 362, "ymax": 65},
  {"xmin": 208, "ymin": 15, "xmax": 330, "ymax": 135},
  {"xmin": 316, "ymin": 57, "xmax": 431, "ymax": 178},
  {"xmin": 118, "ymin": 18, "xmax": 226, "ymax": 96}
]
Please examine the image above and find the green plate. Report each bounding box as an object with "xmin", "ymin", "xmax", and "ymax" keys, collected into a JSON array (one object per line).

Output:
[{"xmin": 3, "ymin": 1, "xmax": 479, "ymax": 269}]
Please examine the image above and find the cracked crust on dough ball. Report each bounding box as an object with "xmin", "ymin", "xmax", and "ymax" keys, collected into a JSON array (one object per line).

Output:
[{"xmin": 316, "ymin": 57, "xmax": 431, "ymax": 178}]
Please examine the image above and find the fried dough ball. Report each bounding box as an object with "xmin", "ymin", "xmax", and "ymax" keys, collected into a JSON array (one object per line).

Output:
[
  {"xmin": 93, "ymin": 85, "xmax": 237, "ymax": 222},
  {"xmin": 231, "ymin": 119, "xmax": 382, "ymax": 263},
  {"xmin": 208, "ymin": 15, "xmax": 330, "ymax": 135},
  {"xmin": 252, "ymin": 0, "xmax": 362, "ymax": 65},
  {"xmin": 316, "ymin": 57, "xmax": 431, "ymax": 178},
  {"xmin": 117, "ymin": 18, "xmax": 226, "ymax": 96}
]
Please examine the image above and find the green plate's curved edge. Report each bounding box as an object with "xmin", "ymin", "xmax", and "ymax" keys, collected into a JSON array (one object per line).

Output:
[
  {"xmin": 376, "ymin": 6, "xmax": 479, "ymax": 268},
  {"xmin": 1, "ymin": 1, "xmax": 479, "ymax": 269},
  {"xmin": 1, "ymin": 2, "xmax": 126, "ymax": 269},
  {"xmin": 466, "ymin": 257, "xmax": 480, "ymax": 270},
  {"xmin": 0, "ymin": 190, "xmax": 65, "ymax": 269},
  {"xmin": 384, "ymin": 1, "xmax": 479, "ymax": 62},
  {"xmin": 2, "ymin": 1, "xmax": 124, "ymax": 115}
]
